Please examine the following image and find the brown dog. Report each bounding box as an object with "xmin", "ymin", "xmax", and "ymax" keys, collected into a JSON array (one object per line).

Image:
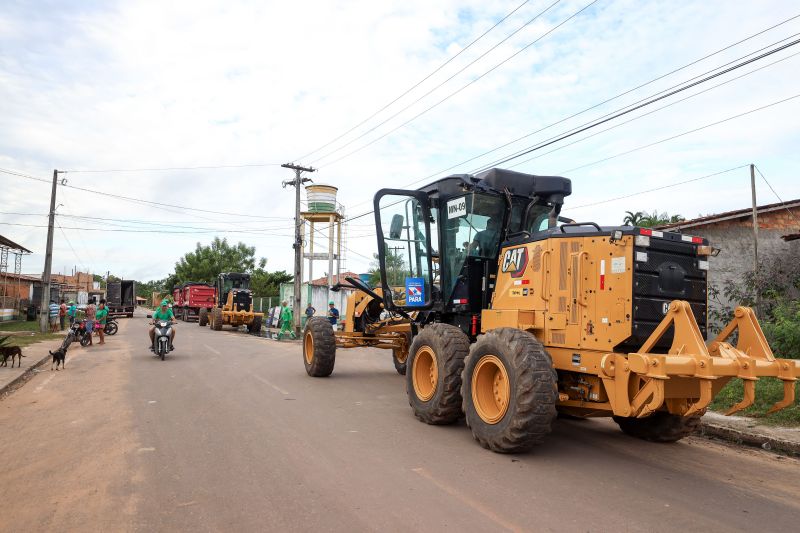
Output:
[{"xmin": 0, "ymin": 346, "xmax": 25, "ymax": 368}]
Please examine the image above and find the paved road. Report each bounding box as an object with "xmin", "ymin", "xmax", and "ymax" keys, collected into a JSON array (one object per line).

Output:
[{"xmin": 2, "ymin": 313, "xmax": 799, "ymax": 532}]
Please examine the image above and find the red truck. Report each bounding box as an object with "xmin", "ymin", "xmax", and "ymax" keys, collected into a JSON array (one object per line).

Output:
[{"xmin": 172, "ymin": 282, "xmax": 216, "ymax": 322}]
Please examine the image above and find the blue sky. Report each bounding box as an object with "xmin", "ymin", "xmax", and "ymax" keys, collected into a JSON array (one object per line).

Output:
[{"xmin": 1, "ymin": 0, "xmax": 799, "ymax": 281}]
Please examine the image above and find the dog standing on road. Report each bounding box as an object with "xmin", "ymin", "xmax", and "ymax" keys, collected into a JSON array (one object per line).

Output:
[
  {"xmin": 50, "ymin": 348, "xmax": 67, "ymax": 371},
  {"xmin": 0, "ymin": 346, "xmax": 25, "ymax": 368}
]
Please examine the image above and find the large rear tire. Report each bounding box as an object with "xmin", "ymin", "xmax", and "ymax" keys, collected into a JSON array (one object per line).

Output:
[
  {"xmin": 462, "ymin": 328, "xmax": 557, "ymax": 453},
  {"xmin": 198, "ymin": 308, "xmax": 208, "ymax": 327},
  {"xmin": 211, "ymin": 308, "xmax": 223, "ymax": 331},
  {"xmin": 303, "ymin": 317, "xmax": 336, "ymax": 377},
  {"xmin": 406, "ymin": 324, "xmax": 469, "ymax": 425},
  {"xmin": 105, "ymin": 322, "xmax": 118, "ymax": 335},
  {"xmin": 613, "ymin": 411, "xmax": 703, "ymax": 443},
  {"xmin": 248, "ymin": 315, "xmax": 263, "ymax": 334}
]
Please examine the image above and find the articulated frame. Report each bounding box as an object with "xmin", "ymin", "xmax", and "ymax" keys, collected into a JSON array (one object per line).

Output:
[{"xmin": 599, "ymin": 301, "xmax": 799, "ymax": 418}]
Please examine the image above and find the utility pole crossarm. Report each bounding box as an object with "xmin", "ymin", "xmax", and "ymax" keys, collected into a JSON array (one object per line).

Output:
[{"xmin": 282, "ymin": 162, "xmax": 316, "ymax": 335}]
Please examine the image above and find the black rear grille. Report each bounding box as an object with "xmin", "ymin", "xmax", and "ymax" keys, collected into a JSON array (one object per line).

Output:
[
  {"xmin": 232, "ymin": 290, "xmax": 252, "ymax": 312},
  {"xmin": 624, "ymin": 240, "xmax": 707, "ymax": 351}
]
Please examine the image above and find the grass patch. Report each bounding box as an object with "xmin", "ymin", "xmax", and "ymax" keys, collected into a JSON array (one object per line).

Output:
[
  {"xmin": 0, "ymin": 320, "xmax": 65, "ymax": 349},
  {"xmin": 0, "ymin": 320, "xmax": 42, "ymax": 332},
  {"xmin": 710, "ymin": 378, "xmax": 800, "ymax": 427}
]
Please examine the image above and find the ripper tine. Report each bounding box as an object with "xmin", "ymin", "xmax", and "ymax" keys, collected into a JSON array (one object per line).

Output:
[
  {"xmin": 725, "ymin": 379, "xmax": 756, "ymax": 416},
  {"xmin": 767, "ymin": 379, "xmax": 797, "ymax": 414}
]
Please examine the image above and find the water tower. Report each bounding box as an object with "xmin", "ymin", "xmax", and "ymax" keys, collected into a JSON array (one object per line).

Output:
[{"xmin": 302, "ymin": 184, "xmax": 344, "ymax": 287}]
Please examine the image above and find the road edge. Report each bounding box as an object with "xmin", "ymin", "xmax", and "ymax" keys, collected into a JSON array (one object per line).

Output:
[
  {"xmin": 698, "ymin": 420, "xmax": 800, "ymax": 456},
  {"xmin": 0, "ymin": 350, "xmax": 54, "ymax": 399}
]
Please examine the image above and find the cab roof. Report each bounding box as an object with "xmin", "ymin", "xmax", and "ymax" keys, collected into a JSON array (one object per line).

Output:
[{"xmin": 418, "ymin": 168, "xmax": 571, "ymax": 203}]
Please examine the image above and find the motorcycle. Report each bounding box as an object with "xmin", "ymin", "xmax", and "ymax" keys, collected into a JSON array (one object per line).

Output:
[
  {"xmin": 147, "ymin": 314, "xmax": 174, "ymax": 360},
  {"xmin": 104, "ymin": 316, "xmax": 119, "ymax": 335},
  {"xmin": 65, "ymin": 319, "xmax": 92, "ymax": 348}
]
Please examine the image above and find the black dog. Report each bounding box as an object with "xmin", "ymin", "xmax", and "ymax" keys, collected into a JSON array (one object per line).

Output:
[
  {"xmin": 0, "ymin": 346, "xmax": 25, "ymax": 368},
  {"xmin": 50, "ymin": 348, "xmax": 66, "ymax": 371}
]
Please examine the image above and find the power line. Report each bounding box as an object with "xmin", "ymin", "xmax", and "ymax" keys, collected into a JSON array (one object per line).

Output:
[
  {"xmin": 55, "ymin": 220, "xmax": 86, "ymax": 270},
  {"xmin": 3, "ymin": 166, "xmax": 293, "ymax": 221},
  {"xmin": 474, "ymin": 36, "xmax": 800, "ymax": 172},
  {"xmin": 0, "ymin": 221, "xmax": 295, "ymax": 236},
  {"xmin": 318, "ymin": 0, "xmax": 598, "ymax": 168},
  {"xmin": 754, "ymin": 165, "xmax": 800, "ymax": 227},
  {"xmin": 64, "ymin": 163, "xmax": 282, "ymax": 173},
  {"xmin": 332, "ymin": 15, "xmax": 800, "ymax": 215},
  {"xmin": 559, "ymin": 92, "xmax": 800, "ymax": 174},
  {"xmin": 319, "ymin": 90, "xmax": 800, "ymax": 234},
  {"xmin": 59, "ymin": 180, "xmax": 289, "ymax": 220},
  {"xmin": 567, "ymin": 165, "xmax": 749, "ymax": 210},
  {"xmin": 0, "ymin": 167, "xmax": 51, "ymax": 184},
  {"xmin": 295, "ymin": 0, "xmax": 534, "ymax": 161},
  {"xmin": 309, "ymin": 0, "xmax": 564, "ymax": 165},
  {"xmin": 506, "ymin": 50, "xmax": 800, "ymax": 170}
]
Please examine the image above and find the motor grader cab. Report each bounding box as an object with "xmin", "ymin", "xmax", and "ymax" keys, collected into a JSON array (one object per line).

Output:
[
  {"xmin": 302, "ymin": 168, "xmax": 799, "ymax": 453},
  {"xmin": 204, "ymin": 272, "xmax": 263, "ymax": 334}
]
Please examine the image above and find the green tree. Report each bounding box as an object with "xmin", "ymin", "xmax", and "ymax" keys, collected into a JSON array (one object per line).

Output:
[
  {"xmin": 250, "ymin": 268, "xmax": 293, "ymax": 297},
  {"xmin": 367, "ymin": 249, "xmax": 407, "ymax": 287},
  {"xmin": 623, "ymin": 211, "xmax": 645, "ymax": 225},
  {"xmin": 171, "ymin": 237, "xmax": 266, "ymax": 288},
  {"xmin": 624, "ymin": 210, "xmax": 685, "ymax": 227}
]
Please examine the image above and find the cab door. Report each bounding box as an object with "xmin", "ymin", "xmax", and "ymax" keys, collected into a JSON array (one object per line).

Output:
[{"xmin": 373, "ymin": 189, "xmax": 435, "ymax": 311}]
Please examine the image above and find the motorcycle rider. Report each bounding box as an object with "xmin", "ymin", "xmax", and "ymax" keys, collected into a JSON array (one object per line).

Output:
[{"xmin": 149, "ymin": 299, "xmax": 176, "ymax": 351}]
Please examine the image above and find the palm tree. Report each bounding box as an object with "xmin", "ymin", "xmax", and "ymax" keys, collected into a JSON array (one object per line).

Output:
[{"xmin": 623, "ymin": 211, "xmax": 645, "ymax": 225}]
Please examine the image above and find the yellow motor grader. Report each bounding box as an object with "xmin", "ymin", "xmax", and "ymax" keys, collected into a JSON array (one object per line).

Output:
[
  {"xmin": 202, "ymin": 272, "xmax": 264, "ymax": 333},
  {"xmin": 302, "ymin": 168, "xmax": 799, "ymax": 453}
]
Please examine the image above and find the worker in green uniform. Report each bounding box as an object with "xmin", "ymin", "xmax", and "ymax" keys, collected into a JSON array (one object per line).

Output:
[{"xmin": 277, "ymin": 301, "xmax": 296, "ymax": 340}]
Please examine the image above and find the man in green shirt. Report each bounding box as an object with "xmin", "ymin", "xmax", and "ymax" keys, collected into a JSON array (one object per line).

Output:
[{"xmin": 149, "ymin": 299, "xmax": 176, "ymax": 351}]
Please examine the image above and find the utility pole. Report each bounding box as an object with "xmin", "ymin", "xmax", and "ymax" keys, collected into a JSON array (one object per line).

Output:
[
  {"xmin": 39, "ymin": 169, "xmax": 63, "ymax": 333},
  {"xmin": 282, "ymin": 163, "xmax": 315, "ymax": 335},
  {"xmin": 750, "ymin": 164, "xmax": 760, "ymax": 316}
]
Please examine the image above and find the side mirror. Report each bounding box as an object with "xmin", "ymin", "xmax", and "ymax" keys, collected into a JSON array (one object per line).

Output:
[
  {"xmin": 389, "ymin": 214, "xmax": 403, "ymax": 239},
  {"xmin": 146, "ymin": 314, "xmax": 153, "ymax": 318}
]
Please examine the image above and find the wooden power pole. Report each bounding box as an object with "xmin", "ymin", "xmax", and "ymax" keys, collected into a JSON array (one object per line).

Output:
[
  {"xmin": 39, "ymin": 169, "xmax": 62, "ymax": 333},
  {"xmin": 282, "ymin": 163, "xmax": 315, "ymax": 335}
]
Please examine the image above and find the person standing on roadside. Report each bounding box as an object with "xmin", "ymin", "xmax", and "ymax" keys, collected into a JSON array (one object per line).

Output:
[
  {"xmin": 304, "ymin": 303, "xmax": 316, "ymax": 327},
  {"xmin": 67, "ymin": 301, "xmax": 77, "ymax": 326},
  {"xmin": 95, "ymin": 299, "xmax": 108, "ymax": 345},
  {"xmin": 59, "ymin": 299, "xmax": 67, "ymax": 330},
  {"xmin": 327, "ymin": 300, "xmax": 340, "ymax": 330},
  {"xmin": 84, "ymin": 300, "xmax": 96, "ymax": 346},
  {"xmin": 48, "ymin": 299, "xmax": 59, "ymax": 333}
]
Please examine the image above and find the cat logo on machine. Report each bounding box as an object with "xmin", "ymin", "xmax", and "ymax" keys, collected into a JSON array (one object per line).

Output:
[{"xmin": 501, "ymin": 247, "xmax": 528, "ymax": 278}]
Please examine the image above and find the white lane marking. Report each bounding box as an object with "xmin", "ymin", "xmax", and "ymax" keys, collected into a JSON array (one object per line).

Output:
[
  {"xmin": 34, "ymin": 373, "xmax": 56, "ymax": 394},
  {"xmin": 148, "ymin": 400, "xmax": 157, "ymax": 404},
  {"xmin": 412, "ymin": 467, "xmax": 525, "ymax": 533},
  {"xmin": 252, "ymin": 374, "xmax": 289, "ymax": 395},
  {"xmin": 138, "ymin": 447, "xmax": 156, "ymax": 453},
  {"xmin": 204, "ymin": 344, "xmax": 221, "ymax": 355},
  {"xmin": 34, "ymin": 348, "xmax": 83, "ymax": 393}
]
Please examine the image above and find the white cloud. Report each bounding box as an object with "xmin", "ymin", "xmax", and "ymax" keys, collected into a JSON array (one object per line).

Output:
[{"xmin": 1, "ymin": 0, "xmax": 799, "ymax": 282}]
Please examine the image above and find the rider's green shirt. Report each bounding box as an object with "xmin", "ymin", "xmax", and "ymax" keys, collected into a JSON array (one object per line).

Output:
[
  {"xmin": 96, "ymin": 308, "xmax": 109, "ymax": 325},
  {"xmin": 152, "ymin": 308, "xmax": 175, "ymax": 321}
]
